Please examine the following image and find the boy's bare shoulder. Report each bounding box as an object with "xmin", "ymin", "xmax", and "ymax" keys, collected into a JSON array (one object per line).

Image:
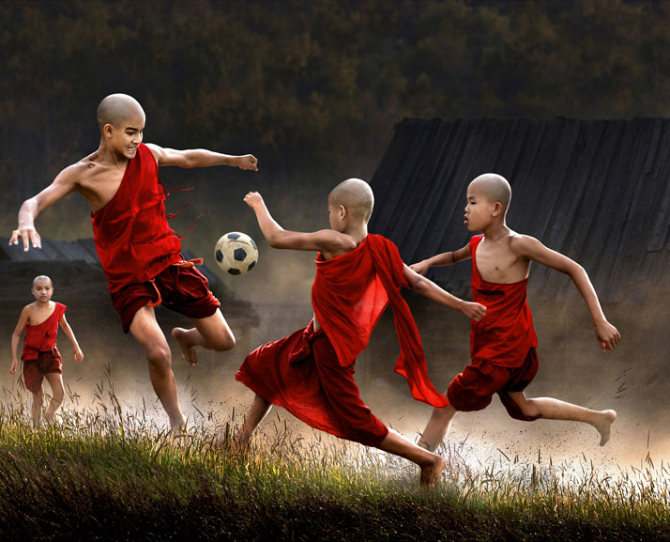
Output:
[
  {"xmin": 508, "ymin": 232, "xmax": 554, "ymax": 262},
  {"xmin": 56, "ymin": 153, "xmax": 100, "ymax": 184},
  {"xmin": 508, "ymin": 232, "xmax": 539, "ymax": 250}
]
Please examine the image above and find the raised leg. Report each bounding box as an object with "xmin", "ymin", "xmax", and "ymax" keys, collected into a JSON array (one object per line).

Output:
[
  {"xmin": 172, "ymin": 309, "xmax": 235, "ymax": 366},
  {"xmin": 130, "ymin": 305, "xmax": 186, "ymax": 430},
  {"xmin": 507, "ymin": 391, "xmax": 617, "ymax": 446}
]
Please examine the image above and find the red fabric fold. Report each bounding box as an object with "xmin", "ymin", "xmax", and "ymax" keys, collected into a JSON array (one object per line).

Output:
[
  {"xmin": 91, "ymin": 143, "xmax": 182, "ymax": 293},
  {"xmin": 22, "ymin": 302, "xmax": 66, "ymax": 361},
  {"xmin": 312, "ymin": 234, "xmax": 448, "ymax": 408},
  {"xmin": 470, "ymin": 234, "xmax": 538, "ymax": 367}
]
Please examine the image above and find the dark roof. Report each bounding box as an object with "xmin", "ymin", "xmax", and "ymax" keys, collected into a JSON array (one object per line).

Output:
[
  {"xmin": 369, "ymin": 117, "xmax": 670, "ymax": 303},
  {"xmin": 0, "ymin": 238, "xmax": 99, "ymax": 263},
  {"xmin": 0, "ymin": 237, "xmax": 225, "ymax": 302}
]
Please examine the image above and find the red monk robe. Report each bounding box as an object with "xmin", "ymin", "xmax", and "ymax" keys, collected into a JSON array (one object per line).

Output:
[
  {"xmin": 22, "ymin": 302, "xmax": 66, "ymax": 393},
  {"xmin": 22, "ymin": 302, "xmax": 66, "ymax": 362},
  {"xmin": 91, "ymin": 143, "xmax": 182, "ymax": 294},
  {"xmin": 236, "ymin": 234, "xmax": 447, "ymax": 447},
  {"xmin": 470, "ymin": 234, "xmax": 538, "ymax": 367}
]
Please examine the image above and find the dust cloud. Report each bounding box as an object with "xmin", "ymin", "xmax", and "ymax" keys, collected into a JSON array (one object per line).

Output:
[{"xmin": 3, "ymin": 170, "xmax": 670, "ymax": 480}]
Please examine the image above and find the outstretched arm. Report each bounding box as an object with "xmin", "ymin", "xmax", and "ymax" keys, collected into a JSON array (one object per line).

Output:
[
  {"xmin": 511, "ymin": 235, "xmax": 620, "ymax": 350},
  {"xmin": 243, "ymin": 191, "xmax": 355, "ymax": 258},
  {"xmin": 403, "ymin": 265, "xmax": 486, "ymax": 321},
  {"xmin": 10, "ymin": 308, "xmax": 29, "ymax": 374},
  {"xmin": 9, "ymin": 168, "xmax": 78, "ymax": 251},
  {"xmin": 409, "ymin": 244, "xmax": 471, "ymax": 276},
  {"xmin": 59, "ymin": 315, "xmax": 84, "ymax": 363},
  {"xmin": 146, "ymin": 143, "xmax": 258, "ymax": 171}
]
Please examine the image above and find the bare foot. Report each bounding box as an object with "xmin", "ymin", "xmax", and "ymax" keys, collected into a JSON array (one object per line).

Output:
[
  {"xmin": 594, "ymin": 409, "xmax": 617, "ymax": 446},
  {"xmin": 420, "ymin": 455, "xmax": 446, "ymax": 490},
  {"xmin": 168, "ymin": 416, "xmax": 188, "ymax": 436},
  {"xmin": 211, "ymin": 431, "xmax": 249, "ymax": 454},
  {"xmin": 171, "ymin": 327, "xmax": 198, "ymax": 366}
]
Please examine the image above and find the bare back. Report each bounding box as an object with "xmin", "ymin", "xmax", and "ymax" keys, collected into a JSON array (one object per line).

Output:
[{"xmin": 474, "ymin": 231, "xmax": 531, "ymax": 284}]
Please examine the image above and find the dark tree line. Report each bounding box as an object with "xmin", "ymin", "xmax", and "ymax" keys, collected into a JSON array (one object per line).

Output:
[{"xmin": 2, "ymin": 0, "xmax": 669, "ymax": 235}]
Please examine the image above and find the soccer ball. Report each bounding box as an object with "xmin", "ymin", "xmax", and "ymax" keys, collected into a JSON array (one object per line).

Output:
[{"xmin": 214, "ymin": 232, "xmax": 258, "ymax": 275}]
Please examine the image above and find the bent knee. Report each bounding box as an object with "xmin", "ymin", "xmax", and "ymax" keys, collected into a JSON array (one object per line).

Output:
[
  {"xmin": 515, "ymin": 399, "xmax": 541, "ymax": 420},
  {"xmin": 501, "ymin": 394, "xmax": 541, "ymax": 422},
  {"xmin": 209, "ymin": 333, "xmax": 236, "ymax": 352},
  {"xmin": 51, "ymin": 387, "xmax": 65, "ymax": 402},
  {"xmin": 146, "ymin": 345, "xmax": 172, "ymax": 369},
  {"xmin": 447, "ymin": 384, "xmax": 492, "ymax": 412}
]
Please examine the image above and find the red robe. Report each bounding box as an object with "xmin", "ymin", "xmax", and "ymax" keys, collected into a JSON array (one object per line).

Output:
[
  {"xmin": 236, "ymin": 234, "xmax": 447, "ymax": 447},
  {"xmin": 22, "ymin": 302, "xmax": 66, "ymax": 361},
  {"xmin": 91, "ymin": 143, "xmax": 182, "ymax": 294},
  {"xmin": 470, "ymin": 234, "xmax": 538, "ymax": 367}
]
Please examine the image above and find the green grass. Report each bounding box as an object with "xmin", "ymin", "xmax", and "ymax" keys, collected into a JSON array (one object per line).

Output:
[{"xmin": 0, "ymin": 387, "xmax": 669, "ymax": 542}]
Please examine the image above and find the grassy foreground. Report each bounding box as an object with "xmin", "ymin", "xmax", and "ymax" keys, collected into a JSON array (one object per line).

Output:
[{"xmin": 0, "ymin": 396, "xmax": 668, "ymax": 542}]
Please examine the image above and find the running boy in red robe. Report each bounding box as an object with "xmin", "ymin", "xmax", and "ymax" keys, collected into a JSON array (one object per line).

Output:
[
  {"xmin": 10, "ymin": 276, "xmax": 84, "ymax": 428},
  {"xmin": 411, "ymin": 173, "xmax": 621, "ymax": 452},
  {"xmin": 235, "ymin": 179, "xmax": 486, "ymax": 489},
  {"xmin": 9, "ymin": 94, "xmax": 258, "ymax": 430}
]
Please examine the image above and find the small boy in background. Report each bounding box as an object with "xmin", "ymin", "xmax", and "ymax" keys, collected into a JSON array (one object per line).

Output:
[
  {"xmin": 10, "ymin": 275, "xmax": 84, "ymax": 428},
  {"xmin": 411, "ymin": 173, "xmax": 620, "ymax": 452}
]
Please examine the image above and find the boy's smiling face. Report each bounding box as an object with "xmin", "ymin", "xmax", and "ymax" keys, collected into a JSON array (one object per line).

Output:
[
  {"xmin": 105, "ymin": 110, "xmax": 145, "ymax": 160},
  {"xmin": 464, "ymin": 182, "xmax": 497, "ymax": 232}
]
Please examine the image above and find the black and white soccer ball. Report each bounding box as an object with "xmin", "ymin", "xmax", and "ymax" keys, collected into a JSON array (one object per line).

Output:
[{"xmin": 214, "ymin": 232, "xmax": 258, "ymax": 275}]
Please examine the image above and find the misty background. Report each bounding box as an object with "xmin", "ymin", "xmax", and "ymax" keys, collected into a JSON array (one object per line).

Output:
[{"xmin": 2, "ymin": 0, "xmax": 670, "ymax": 471}]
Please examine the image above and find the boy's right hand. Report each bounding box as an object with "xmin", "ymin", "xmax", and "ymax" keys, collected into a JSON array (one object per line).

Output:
[
  {"xmin": 244, "ymin": 191, "xmax": 265, "ymax": 210},
  {"xmin": 9, "ymin": 226, "xmax": 41, "ymax": 251},
  {"xmin": 409, "ymin": 260, "xmax": 430, "ymax": 276},
  {"xmin": 461, "ymin": 301, "xmax": 487, "ymax": 321},
  {"xmin": 595, "ymin": 321, "xmax": 620, "ymax": 350},
  {"xmin": 9, "ymin": 359, "xmax": 17, "ymax": 375}
]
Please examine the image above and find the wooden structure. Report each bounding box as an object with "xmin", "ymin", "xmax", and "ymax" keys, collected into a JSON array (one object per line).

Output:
[{"xmin": 369, "ymin": 117, "xmax": 670, "ymax": 303}]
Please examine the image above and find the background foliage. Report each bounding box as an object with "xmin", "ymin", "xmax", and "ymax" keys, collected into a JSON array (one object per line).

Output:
[{"xmin": 2, "ymin": 0, "xmax": 670, "ymax": 215}]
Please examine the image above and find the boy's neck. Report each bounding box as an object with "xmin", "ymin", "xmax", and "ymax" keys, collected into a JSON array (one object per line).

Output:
[
  {"xmin": 482, "ymin": 220, "xmax": 510, "ymax": 242},
  {"xmin": 96, "ymin": 138, "xmax": 132, "ymax": 167},
  {"xmin": 342, "ymin": 222, "xmax": 368, "ymax": 244}
]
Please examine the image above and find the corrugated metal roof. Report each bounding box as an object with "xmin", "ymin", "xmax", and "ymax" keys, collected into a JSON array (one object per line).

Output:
[{"xmin": 369, "ymin": 118, "xmax": 670, "ymax": 303}]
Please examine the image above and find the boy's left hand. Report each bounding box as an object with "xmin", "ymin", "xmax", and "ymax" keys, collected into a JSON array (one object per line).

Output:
[
  {"xmin": 74, "ymin": 350, "xmax": 84, "ymax": 362},
  {"xmin": 461, "ymin": 301, "xmax": 487, "ymax": 322},
  {"xmin": 595, "ymin": 321, "xmax": 620, "ymax": 350},
  {"xmin": 237, "ymin": 155, "xmax": 258, "ymax": 171}
]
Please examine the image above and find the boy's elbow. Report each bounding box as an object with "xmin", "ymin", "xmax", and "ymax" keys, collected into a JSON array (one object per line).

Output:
[
  {"xmin": 266, "ymin": 233, "xmax": 286, "ymax": 249},
  {"xmin": 409, "ymin": 275, "xmax": 429, "ymax": 294}
]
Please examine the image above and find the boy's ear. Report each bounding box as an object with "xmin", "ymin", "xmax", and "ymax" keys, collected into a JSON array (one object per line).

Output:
[
  {"xmin": 339, "ymin": 204, "xmax": 348, "ymax": 218},
  {"xmin": 103, "ymin": 123, "xmax": 114, "ymax": 139},
  {"xmin": 492, "ymin": 201, "xmax": 504, "ymax": 216}
]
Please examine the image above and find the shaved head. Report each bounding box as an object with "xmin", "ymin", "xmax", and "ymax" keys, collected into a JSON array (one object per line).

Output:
[
  {"xmin": 329, "ymin": 178, "xmax": 374, "ymax": 222},
  {"xmin": 97, "ymin": 94, "xmax": 145, "ymax": 129},
  {"xmin": 469, "ymin": 173, "xmax": 512, "ymax": 211},
  {"xmin": 32, "ymin": 275, "xmax": 52, "ymax": 288}
]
